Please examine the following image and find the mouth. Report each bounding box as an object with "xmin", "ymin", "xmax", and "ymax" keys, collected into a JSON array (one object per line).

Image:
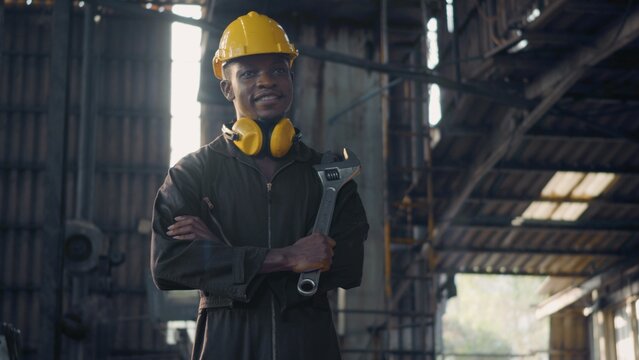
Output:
[{"xmin": 254, "ymin": 92, "xmax": 282, "ymax": 104}]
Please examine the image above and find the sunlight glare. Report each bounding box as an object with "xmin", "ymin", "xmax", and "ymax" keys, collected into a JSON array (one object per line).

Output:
[{"xmin": 170, "ymin": 5, "xmax": 202, "ymax": 166}]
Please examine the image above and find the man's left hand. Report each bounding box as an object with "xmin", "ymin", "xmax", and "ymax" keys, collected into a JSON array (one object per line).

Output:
[{"xmin": 166, "ymin": 215, "xmax": 215, "ymax": 241}]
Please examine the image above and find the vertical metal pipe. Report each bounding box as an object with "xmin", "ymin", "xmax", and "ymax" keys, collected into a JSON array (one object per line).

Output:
[
  {"xmin": 76, "ymin": 2, "xmax": 96, "ymax": 220},
  {"xmin": 380, "ymin": 0, "xmax": 394, "ymax": 353},
  {"xmin": 41, "ymin": 0, "xmax": 72, "ymax": 357},
  {"xmin": 0, "ymin": 0, "xmax": 4, "ymax": 70},
  {"xmin": 380, "ymin": 0, "xmax": 391, "ymax": 303},
  {"xmin": 411, "ymin": 48, "xmax": 424, "ymax": 186},
  {"xmin": 452, "ymin": 0, "xmax": 462, "ymax": 100},
  {"xmin": 0, "ymin": 0, "xmax": 9, "ymax": 325},
  {"xmin": 70, "ymin": 6, "xmax": 97, "ymax": 359},
  {"xmin": 420, "ymin": 2, "xmax": 437, "ymax": 358}
]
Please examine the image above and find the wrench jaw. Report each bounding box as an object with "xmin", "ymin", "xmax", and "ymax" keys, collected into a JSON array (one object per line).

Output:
[
  {"xmin": 313, "ymin": 148, "xmax": 360, "ymax": 172},
  {"xmin": 313, "ymin": 148, "xmax": 362, "ymax": 188}
]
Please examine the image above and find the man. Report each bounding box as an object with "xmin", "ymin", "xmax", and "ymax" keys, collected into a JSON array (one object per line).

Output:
[{"xmin": 150, "ymin": 11, "xmax": 369, "ymax": 360}]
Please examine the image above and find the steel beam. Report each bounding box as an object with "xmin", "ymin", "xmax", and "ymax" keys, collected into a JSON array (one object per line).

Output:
[
  {"xmin": 527, "ymin": 7, "xmax": 639, "ymax": 100},
  {"xmin": 298, "ymin": 45, "xmax": 532, "ymax": 108},
  {"xmin": 523, "ymin": 31, "xmax": 594, "ymax": 47},
  {"xmin": 535, "ymin": 254, "xmax": 639, "ymax": 318},
  {"xmin": 0, "ymin": 162, "xmax": 168, "ymax": 175},
  {"xmin": 92, "ymin": 0, "xmax": 532, "ymax": 109},
  {"xmin": 40, "ymin": 0, "xmax": 72, "ymax": 357},
  {"xmin": 395, "ymin": 162, "xmax": 639, "ymax": 176},
  {"xmin": 450, "ymin": 216, "xmax": 639, "ymax": 234},
  {"xmin": 399, "ymin": 194, "xmax": 639, "ymax": 208},
  {"xmin": 90, "ymin": 0, "xmax": 222, "ymax": 32},
  {"xmin": 431, "ymin": 245, "xmax": 623, "ymax": 258},
  {"xmin": 434, "ymin": 268, "xmax": 590, "ymax": 277},
  {"xmin": 441, "ymin": 125, "xmax": 635, "ymax": 144},
  {"xmin": 0, "ymin": 0, "xmax": 4, "ymax": 69}
]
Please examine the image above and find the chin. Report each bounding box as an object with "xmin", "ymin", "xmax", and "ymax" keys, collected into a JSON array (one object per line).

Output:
[{"xmin": 257, "ymin": 113, "xmax": 286, "ymax": 123}]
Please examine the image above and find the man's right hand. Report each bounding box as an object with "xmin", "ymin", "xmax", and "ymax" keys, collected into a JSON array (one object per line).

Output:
[
  {"xmin": 260, "ymin": 233, "xmax": 336, "ymax": 274},
  {"xmin": 285, "ymin": 233, "xmax": 336, "ymax": 273}
]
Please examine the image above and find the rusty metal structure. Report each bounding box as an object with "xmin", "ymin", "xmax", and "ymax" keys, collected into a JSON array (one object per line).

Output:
[{"xmin": 2, "ymin": 0, "xmax": 639, "ymax": 359}]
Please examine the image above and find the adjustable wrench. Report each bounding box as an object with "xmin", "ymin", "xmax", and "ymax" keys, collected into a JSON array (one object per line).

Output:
[{"xmin": 297, "ymin": 148, "xmax": 361, "ymax": 296}]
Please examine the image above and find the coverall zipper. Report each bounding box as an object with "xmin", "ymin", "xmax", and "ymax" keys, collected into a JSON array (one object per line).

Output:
[
  {"xmin": 233, "ymin": 156, "xmax": 296, "ymax": 360},
  {"xmin": 267, "ymin": 182, "xmax": 277, "ymax": 360}
]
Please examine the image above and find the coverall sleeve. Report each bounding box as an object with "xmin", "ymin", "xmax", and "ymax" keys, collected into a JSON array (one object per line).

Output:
[
  {"xmin": 319, "ymin": 179, "xmax": 369, "ymax": 291},
  {"xmin": 150, "ymin": 153, "xmax": 269, "ymax": 302}
]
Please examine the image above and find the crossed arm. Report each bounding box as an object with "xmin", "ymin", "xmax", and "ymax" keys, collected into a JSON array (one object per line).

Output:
[{"xmin": 167, "ymin": 215, "xmax": 336, "ymax": 274}]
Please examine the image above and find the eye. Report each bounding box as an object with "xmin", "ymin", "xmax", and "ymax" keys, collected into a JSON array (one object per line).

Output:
[
  {"xmin": 239, "ymin": 70, "xmax": 257, "ymax": 79},
  {"xmin": 273, "ymin": 67, "xmax": 289, "ymax": 76}
]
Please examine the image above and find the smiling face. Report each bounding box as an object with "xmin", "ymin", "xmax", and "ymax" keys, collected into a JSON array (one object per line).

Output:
[{"xmin": 220, "ymin": 53, "xmax": 293, "ymax": 123}]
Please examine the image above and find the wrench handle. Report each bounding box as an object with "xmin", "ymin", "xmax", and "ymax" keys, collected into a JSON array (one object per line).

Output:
[
  {"xmin": 311, "ymin": 187, "xmax": 338, "ymax": 234},
  {"xmin": 296, "ymin": 185, "xmax": 340, "ymax": 296}
]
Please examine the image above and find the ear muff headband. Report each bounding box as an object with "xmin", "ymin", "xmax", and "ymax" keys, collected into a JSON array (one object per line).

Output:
[{"xmin": 222, "ymin": 117, "xmax": 299, "ymax": 158}]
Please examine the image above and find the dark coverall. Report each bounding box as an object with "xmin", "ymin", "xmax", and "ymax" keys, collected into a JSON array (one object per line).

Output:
[{"xmin": 151, "ymin": 136, "xmax": 369, "ymax": 360}]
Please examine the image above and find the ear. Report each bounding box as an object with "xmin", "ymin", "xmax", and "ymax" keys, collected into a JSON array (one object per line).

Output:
[{"xmin": 219, "ymin": 80, "xmax": 234, "ymax": 101}]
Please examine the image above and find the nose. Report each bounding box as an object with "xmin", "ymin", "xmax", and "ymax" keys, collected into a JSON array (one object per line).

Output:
[{"xmin": 256, "ymin": 71, "xmax": 276, "ymax": 88}]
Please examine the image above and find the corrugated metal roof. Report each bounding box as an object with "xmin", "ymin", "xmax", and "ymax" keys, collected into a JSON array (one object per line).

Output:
[{"xmin": 388, "ymin": 0, "xmax": 639, "ymax": 280}]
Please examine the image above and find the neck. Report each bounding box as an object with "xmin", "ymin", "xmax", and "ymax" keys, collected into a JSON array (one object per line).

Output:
[{"xmin": 256, "ymin": 116, "xmax": 283, "ymax": 126}]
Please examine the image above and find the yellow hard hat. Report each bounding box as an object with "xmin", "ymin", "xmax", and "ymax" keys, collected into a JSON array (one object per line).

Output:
[{"xmin": 212, "ymin": 11, "xmax": 299, "ymax": 80}]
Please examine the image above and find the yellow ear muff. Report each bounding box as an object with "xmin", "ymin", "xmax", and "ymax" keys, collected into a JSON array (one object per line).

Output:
[
  {"xmin": 231, "ymin": 117, "xmax": 263, "ymax": 156},
  {"xmin": 270, "ymin": 118, "xmax": 296, "ymax": 158}
]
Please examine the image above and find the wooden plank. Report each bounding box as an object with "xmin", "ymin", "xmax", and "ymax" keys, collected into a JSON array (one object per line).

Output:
[
  {"xmin": 526, "ymin": 6, "xmax": 639, "ymax": 99},
  {"xmin": 535, "ymin": 255, "xmax": 639, "ymax": 318}
]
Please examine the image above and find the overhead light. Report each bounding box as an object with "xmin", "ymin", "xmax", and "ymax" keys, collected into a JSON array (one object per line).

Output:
[
  {"xmin": 541, "ymin": 171, "xmax": 585, "ymax": 198},
  {"xmin": 527, "ymin": 8, "xmax": 541, "ymax": 23},
  {"xmin": 507, "ymin": 39, "xmax": 529, "ymax": 54},
  {"xmin": 571, "ymin": 173, "xmax": 616, "ymax": 200},
  {"xmin": 522, "ymin": 201, "xmax": 557, "ymax": 220},
  {"xmin": 550, "ymin": 202, "xmax": 588, "ymax": 221}
]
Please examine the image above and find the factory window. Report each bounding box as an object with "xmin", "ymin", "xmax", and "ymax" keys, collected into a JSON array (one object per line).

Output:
[
  {"xmin": 426, "ymin": 18, "xmax": 441, "ymax": 126},
  {"xmin": 636, "ymin": 300, "xmax": 639, "ymax": 351},
  {"xmin": 512, "ymin": 172, "xmax": 616, "ymax": 225},
  {"xmin": 590, "ymin": 311, "xmax": 606, "ymax": 360},
  {"xmin": 445, "ymin": 0, "xmax": 454, "ymax": 33},
  {"xmin": 170, "ymin": 4, "xmax": 203, "ymax": 166},
  {"xmin": 166, "ymin": 320, "xmax": 197, "ymax": 345},
  {"xmin": 614, "ymin": 304, "xmax": 635, "ymax": 360},
  {"xmin": 165, "ymin": 4, "xmax": 203, "ymax": 346}
]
